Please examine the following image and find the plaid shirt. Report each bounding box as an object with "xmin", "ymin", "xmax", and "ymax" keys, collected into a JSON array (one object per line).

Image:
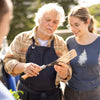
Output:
[{"xmin": 4, "ymin": 26, "xmax": 72, "ymax": 85}]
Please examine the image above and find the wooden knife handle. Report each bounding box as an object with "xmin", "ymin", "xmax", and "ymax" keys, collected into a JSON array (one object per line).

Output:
[
  {"xmin": 21, "ymin": 65, "xmax": 46, "ymax": 80},
  {"xmin": 21, "ymin": 74, "xmax": 29, "ymax": 80}
]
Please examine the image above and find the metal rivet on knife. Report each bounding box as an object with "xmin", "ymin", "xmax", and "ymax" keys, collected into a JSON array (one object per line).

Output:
[{"xmin": 32, "ymin": 46, "xmax": 35, "ymax": 49}]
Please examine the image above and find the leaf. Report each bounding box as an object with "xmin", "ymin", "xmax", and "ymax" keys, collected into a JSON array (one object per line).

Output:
[{"xmin": 9, "ymin": 89, "xmax": 24, "ymax": 100}]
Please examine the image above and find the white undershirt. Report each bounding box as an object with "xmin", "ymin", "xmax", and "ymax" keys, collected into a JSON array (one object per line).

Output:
[{"xmin": 37, "ymin": 38, "xmax": 49, "ymax": 47}]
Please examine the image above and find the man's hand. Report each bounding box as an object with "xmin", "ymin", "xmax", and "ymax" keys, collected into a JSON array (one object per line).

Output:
[
  {"xmin": 24, "ymin": 63, "xmax": 41, "ymax": 77},
  {"xmin": 54, "ymin": 62, "xmax": 69, "ymax": 79}
]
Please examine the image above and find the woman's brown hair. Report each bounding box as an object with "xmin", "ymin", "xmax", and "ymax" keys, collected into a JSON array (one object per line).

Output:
[{"xmin": 68, "ymin": 6, "xmax": 96, "ymax": 33}]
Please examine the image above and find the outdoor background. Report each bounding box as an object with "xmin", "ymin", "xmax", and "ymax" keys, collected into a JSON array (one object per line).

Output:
[{"xmin": 7, "ymin": 0, "xmax": 100, "ymax": 44}]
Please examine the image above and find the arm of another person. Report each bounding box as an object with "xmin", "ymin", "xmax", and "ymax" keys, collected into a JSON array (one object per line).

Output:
[{"xmin": 0, "ymin": 81, "xmax": 15, "ymax": 100}]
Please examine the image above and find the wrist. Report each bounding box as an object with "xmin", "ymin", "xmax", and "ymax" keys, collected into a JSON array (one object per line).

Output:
[
  {"xmin": 61, "ymin": 73, "xmax": 68, "ymax": 79},
  {"xmin": 59, "ymin": 71, "xmax": 69, "ymax": 80},
  {"xmin": 60, "ymin": 66, "xmax": 70, "ymax": 79}
]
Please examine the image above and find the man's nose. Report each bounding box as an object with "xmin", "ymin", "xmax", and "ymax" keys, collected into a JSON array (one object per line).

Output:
[{"xmin": 49, "ymin": 21, "xmax": 53, "ymax": 26}]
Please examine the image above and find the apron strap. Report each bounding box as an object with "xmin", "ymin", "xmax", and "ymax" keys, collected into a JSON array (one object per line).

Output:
[
  {"xmin": 32, "ymin": 37, "xmax": 35, "ymax": 44},
  {"xmin": 51, "ymin": 40, "xmax": 54, "ymax": 47}
]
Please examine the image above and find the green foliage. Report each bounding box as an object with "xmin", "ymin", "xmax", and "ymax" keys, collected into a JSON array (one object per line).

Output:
[
  {"xmin": 88, "ymin": 4, "xmax": 100, "ymax": 27},
  {"xmin": 9, "ymin": 89, "xmax": 23, "ymax": 100},
  {"xmin": 8, "ymin": 0, "xmax": 42, "ymax": 44}
]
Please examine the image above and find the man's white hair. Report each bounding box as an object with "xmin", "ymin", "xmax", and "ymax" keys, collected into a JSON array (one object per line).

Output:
[{"xmin": 34, "ymin": 3, "xmax": 65, "ymax": 26}]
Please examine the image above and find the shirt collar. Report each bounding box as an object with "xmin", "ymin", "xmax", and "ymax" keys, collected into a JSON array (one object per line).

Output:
[
  {"xmin": 29, "ymin": 26, "xmax": 55, "ymax": 47},
  {"xmin": 29, "ymin": 26, "xmax": 37, "ymax": 39}
]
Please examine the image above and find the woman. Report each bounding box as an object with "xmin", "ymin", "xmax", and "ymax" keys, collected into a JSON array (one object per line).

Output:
[{"xmin": 64, "ymin": 6, "xmax": 100, "ymax": 100}]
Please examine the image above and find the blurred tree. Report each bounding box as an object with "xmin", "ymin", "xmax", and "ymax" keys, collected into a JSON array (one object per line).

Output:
[
  {"xmin": 8, "ymin": 0, "xmax": 42, "ymax": 43},
  {"xmin": 88, "ymin": 4, "xmax": 100, "ymax": 27},
  {"xmin": 8, "ymin": 0, "xmax": 78, "ymax": 44}
]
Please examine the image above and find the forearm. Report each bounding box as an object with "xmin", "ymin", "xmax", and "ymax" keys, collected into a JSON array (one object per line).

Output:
[
  {"xmin": 12, "ymin": 62, "xmax": 26, "ymax": 75},
  {"xmin": 55, "ymin": 64, "xmax": 72, "ymax": 85},
  {"xmin": 59, "ymin": 64, "xmax": 72, "ymax": 80}
]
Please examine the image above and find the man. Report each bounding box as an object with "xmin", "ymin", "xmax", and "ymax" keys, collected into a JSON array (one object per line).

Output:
[
  {"xmin": 0, "ymin": 0, "xmax": 15, "ymax": 100},
  {"xmin": 4, "ymin": 3, "xmax": 71, "ymax": 100}
]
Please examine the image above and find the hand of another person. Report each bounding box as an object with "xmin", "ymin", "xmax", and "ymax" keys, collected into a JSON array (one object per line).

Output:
[
  {"xmin": 54, "ymin": 62, "xmax": 69, "ymax": 79},
  {"xmin": 24, "ymin": 63, "xmax": 41, "ymax": 77}
]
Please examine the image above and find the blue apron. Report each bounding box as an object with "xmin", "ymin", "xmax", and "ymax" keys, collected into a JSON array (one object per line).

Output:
[{"xmin": 18, "ymin": 38, "xmax": 62, "ymax": 100}]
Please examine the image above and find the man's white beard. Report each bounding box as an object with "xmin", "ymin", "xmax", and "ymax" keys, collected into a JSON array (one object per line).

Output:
[{"xmin": 40, "ymin": 28, "xmax": 53, "ymax": 37}]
